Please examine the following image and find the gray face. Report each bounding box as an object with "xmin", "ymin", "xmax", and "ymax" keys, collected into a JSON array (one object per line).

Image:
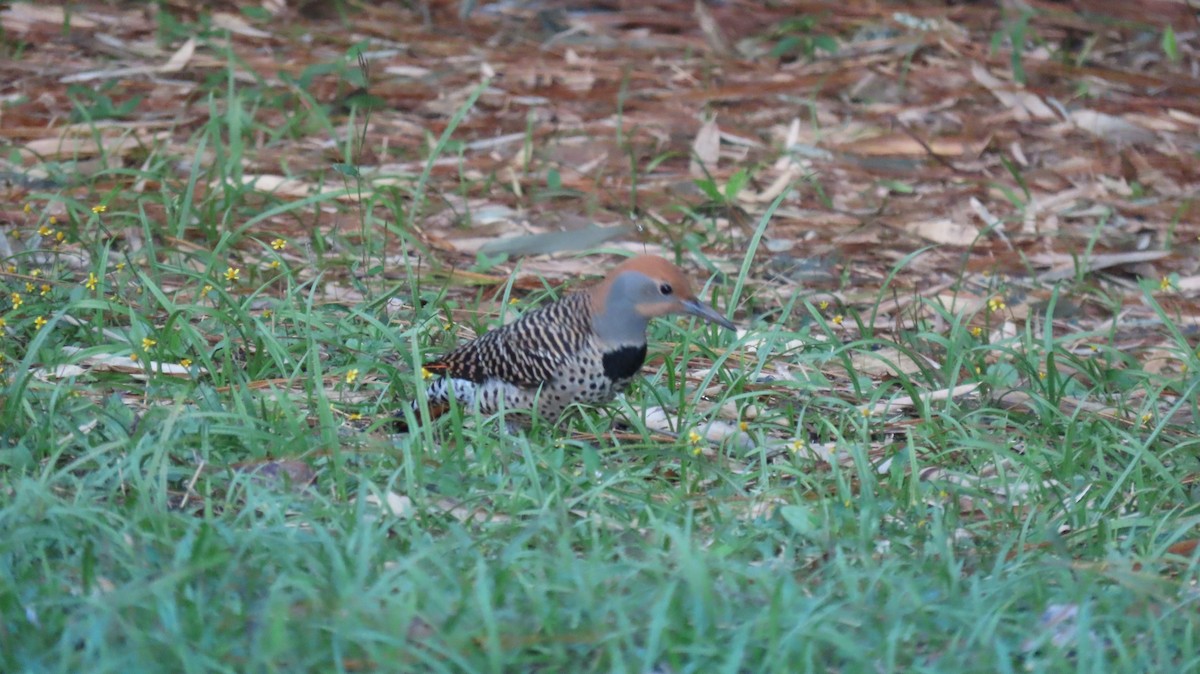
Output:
[{"xmin": 592, "ymin": 271, "xmax": 659, "ymax": 345}]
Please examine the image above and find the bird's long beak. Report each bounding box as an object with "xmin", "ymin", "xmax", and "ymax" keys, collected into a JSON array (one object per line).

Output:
[{"xmin": 682, "ymin": 298, "xmax": 737, "ymax": 330}]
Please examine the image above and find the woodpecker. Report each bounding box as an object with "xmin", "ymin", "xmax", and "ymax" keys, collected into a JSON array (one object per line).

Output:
[{"xmin": 400, "ymin": 255, "xmax": 736, "ymax": 429}]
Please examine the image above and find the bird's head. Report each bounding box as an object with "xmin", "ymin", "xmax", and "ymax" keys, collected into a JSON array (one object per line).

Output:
[{"xmin": 589, "ymin": 255, "xmax": 736, "ymax": 343}]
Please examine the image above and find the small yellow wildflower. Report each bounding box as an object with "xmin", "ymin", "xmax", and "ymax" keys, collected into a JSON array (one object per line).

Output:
[
  {"xmin": 819, "ymin": 300, "xmax": 829, "ymax": 311},
  {"xmin": 180, "ymin": 358, "xmax": 193, "ymax": 368},
  {"xmin": 23, "ymin": 203, "xmax": 31, "ymax": 214},
  {"xmin": 0, "ymin": 317, "xmax": 6, "ymax": 329},
  {"xmin": 987, "ymin": 297, "xmax": 1006, "ymax": 312},
  {"xmin": 738, "ymin": 421, "xmax": 748, "ymax": 432},
  {"xmin": 116, "ymin": 262, "xmax": 126, "ymax": 271},
  {"xmin": 202, "ymin": 284, "xmax": 213, "ymax": 295},
  {"xmin": 271, "ymin": 238, "xmax": 286, "ymax": 250},
  {"xmin": 345, "ymin": 368, "xmax": 359, "ymax": 384},
  {"xmin": 791, "ymin": 439, "xmax": 805, "ymax": 454},
  {"xmin": 37, "ymin": 225, "xmax": 52, "ymax": 237},
  {"xmin": 224, "ymin": 267, "xmax": 240, "ymax": 283},
  {"xmin": 970, "ymin": 326, "xmax": 982, "ymax": 337},
  {"xmin": 48, "ymin": 216, "xmax": 56, "ymax": 225},
  {"xmin": 1160, "ymin": 276, "xmax": 1172, "ymax": 292},
  {"xmin": 688, "ymin": 431, "xmax": 702, "ymax": 445},
  {"xmin": 30, "ymin": 269, "xmax": 40, "ymax": 278},
  {"xmin": 831, "ymin": 314, "xmax": 844, "ymax": 326},
  {"xmin": 85, "ymin": 273, "xmax": 98, "ymax": 291},
  {"xmin": 5, "ymin": 265, "xmax": 14, "ymax": 273},
  {"xmin": 24, "ymin": 282, "xmax": 33, "ymax": 293},
  {"xmin": 10, "ymin": 293, "xmax": 22, "ymax": 309},
  {"xmin": 1141, "ymin": 412, "xmax": 1153, "ymax": 425},
  {"xmin": 130, "ymin": 353, "xmax": 139, "ymax": 362},
  {"xmin": 142, "ymin": 337, "xmax": 157, "ymax": 351},
  {"xmin": 348, "ymin": 412, "xmax": 363, "ymax": 421},
  {"xmin": 91, "ymin": 204, "xmax": 107, "ymax": 214},
  {"xmin": 33, "ymin": 315, "xmax": 47, "ymax": 330},
  {"xmin": 268, "ymin": 260, "xmax": 280, "ymax": 270},
  {"xmin": 262, "ymin": 309, "xmax": 272, "ymax": 318},
  {"xmin": 509, "ymin": 297, "xmax": 519, "ymax": 305},
  {"xmin": 1038, "ymin": 371, "xmax": 1047, "ymax": 380},
  {"xmin": 55, "ymin": 231, "xmax": 65, "ymax": 242},
  {"xmin": 39, "ymin": 284, "xmax": 50, "ymax": 296},
  {"xmin": 421, "ymin": 367, "xmax": 434, "ymax": 380}
]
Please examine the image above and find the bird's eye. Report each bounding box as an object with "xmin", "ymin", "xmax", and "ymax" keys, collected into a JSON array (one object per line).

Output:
[{"xmin": 659, "ymin": 283, "xmax": 673, "ymax": 295}]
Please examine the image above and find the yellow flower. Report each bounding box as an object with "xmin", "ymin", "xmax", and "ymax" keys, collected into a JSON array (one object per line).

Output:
[
  {"xmin": 30, "ymin": 269, "xmax": 40, "ymax": 278},
  {"xmin": 831, "ymin": 314, "xmax": 844, "ymax": 326},
  {"xmin": 142, "ymin": 337, "xmax": 157, "ymax": 350},
  {"xmin": 130, "ymin": 353, "xmax": 139, "ymax": 362},
  {"xmin": 39, "ymin": 284, "xmax": 50, "ymax": 296},
  {"xmin": 1140, "ymin": 412, "xmax": 1153, "ymax": 425},
  {"xmin": 348, "ymin": 413, "xmax": 362, "ymax": 421},
  {"xmin": 0, "ymin": 317, "xmax": 6, "ymax": 329},
  {"xmin": 790, "ymin": 439, "xmax": 805, "ymax": 454},
  {"xmin": 48, "ymin": 216, "xmax": 56, "ymax": 225},
  {"xmin": 268, "ymin": 260, "xmax": 280, "ymax": 270},
  {"xmin": 345, "ymin": 368, "xmax": 359, "ymax": 384},
  {"xmin": 1038, "ymin": 371, "xmax": 1047, "ymax": 380},
  {"xmin": 987, "ymin": 297, "xmax": 1006, "ymax": 312},
  {"xmin": 738, "ymin": 421, "xmax": 748, "ymax": 432},
  {"xmin": 180, "ymin": 358, "xmax": 193, "ymax": 368},
  {"xmin": 1160, "ymin": 276, "xmax": 1173, "ymax": 292},
  {"xmin": 24, "ymin": 282, "xmax": 33, "ymax": 293},
  {"xmin": 91, "ymin": 204, "xmax": 107, "ymax": 214},
  {"xmin": 202, "ymin": 284, "xmax": 213, "ymax": 295},
  {"xmin": 33, "ymin": 315, "xmax": 47, "ymax": 330},
  {"xmin": 688, "ymin": 431, "xmax": 702, "ymax": 444},
  {"xmin": 224, "ymin": 267, "xmax": 240, "ymax": 283},
  {"xmin": 509, "ymin": 297, "xmax": 519, "ymax": 305},
  {"xmin": 421, "ymin": 367, "xmax": 434, "ymax": 380},
  {"xmin": 262, "ymin": 309, "xmax": 272, "ymax": 318},
  {"xmin": 37, "ymin": 225, "xmax": 52, "ymax": 237},
  {"xmin": 970, "ymin": 326, "xmax": 982, "ymax": 337},
  {"xmin": 23, "ymin": 203, "xmax": 31, "ymax": 214},
  {"xmin": 819, "ymin": 300, "xmax": 829, "ymax": 311},
  {"xmin": 116, "ymin": 262, "xmax": 126, "ymax": 271},
  {"xmin": 10, "ymin": 293, "xmax": 22, "ymax": 309},
  {"xmin": 271, "ymin": 238, "xmax": 286, "ymax": 250},
  {"xmin": 85, "ymin": 272, "xmax": 99, "ymax": 291}
]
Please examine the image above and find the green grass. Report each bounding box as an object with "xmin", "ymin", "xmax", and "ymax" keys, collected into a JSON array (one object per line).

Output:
[{"xmin": 3, "ymin": 6, "xmax": 1200, "ymax": 674}]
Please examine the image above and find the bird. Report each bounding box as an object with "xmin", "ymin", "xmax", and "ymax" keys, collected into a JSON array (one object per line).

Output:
[{"xmin": 397, "ymin": 255, "xmax": 736, "ymax": 430}]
